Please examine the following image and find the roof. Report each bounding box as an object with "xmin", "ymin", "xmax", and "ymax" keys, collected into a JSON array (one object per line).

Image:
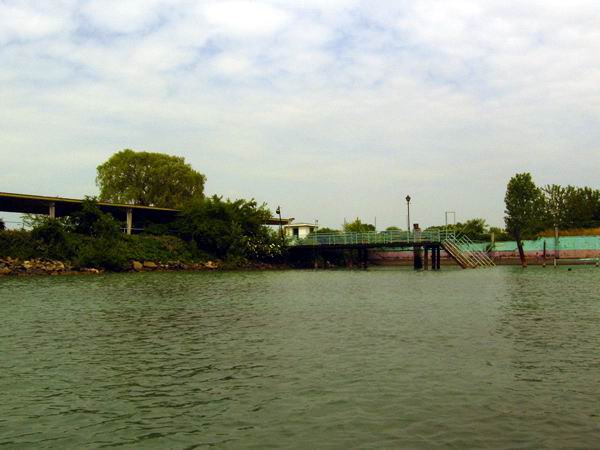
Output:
[
  {"xmin": 283, "ymin": 222, "xmax": 316, "ymax": 228},
  {"xmin": 0, "ymin": 192, "xmax": 293, "ymax": 225}
]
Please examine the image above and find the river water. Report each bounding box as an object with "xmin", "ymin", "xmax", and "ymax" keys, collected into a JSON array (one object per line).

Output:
[{"xmin": 1, "ymin": 267, "xmax": 599, "ymax": 448}]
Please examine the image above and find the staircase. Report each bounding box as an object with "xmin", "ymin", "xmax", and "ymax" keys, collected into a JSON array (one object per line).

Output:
[{"xmin": 442, "ymin": 234, "xmax": 495, "ymax": 269}]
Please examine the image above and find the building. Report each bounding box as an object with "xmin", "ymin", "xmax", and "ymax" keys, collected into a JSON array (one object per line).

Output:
[{"xmin": 283, "ymin": 222, "xmax": 317, "ymax": 239}]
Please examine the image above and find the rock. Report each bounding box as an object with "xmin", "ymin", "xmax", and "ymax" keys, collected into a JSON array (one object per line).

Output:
[
  {"xmin": 205, "ymin": 260, "xmax": 218, "ymax": 269},
  {"xmin": 132, "ymin": 261, "xmax": 143, "ymax": 271},
  {"xmin": 143, "ymin": 261, "xmax": 158, "ymax": 269},
  {"xmin": 0, "ymin": 267, "xmax": 11, "ymax": 275}
]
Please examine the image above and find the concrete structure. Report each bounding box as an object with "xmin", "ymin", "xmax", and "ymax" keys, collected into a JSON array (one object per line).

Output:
[
  {"xmin": 283, "ymin": 222, "xmax": 317, "ymax": 239},
  {"xmin": 0, "ymin": 192, "xmax": 292, "ymax": 235}
]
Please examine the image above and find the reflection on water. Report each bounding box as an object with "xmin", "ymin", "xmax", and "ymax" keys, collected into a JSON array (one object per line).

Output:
[{"xmin": 1, "ymin": 268, "xmax": 599, "ymax": 448}]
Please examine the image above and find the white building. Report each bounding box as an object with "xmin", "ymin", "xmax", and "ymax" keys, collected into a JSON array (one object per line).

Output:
[{"xmin": 283, "ymin": 222, "xmax": 317, "ymax": 239}]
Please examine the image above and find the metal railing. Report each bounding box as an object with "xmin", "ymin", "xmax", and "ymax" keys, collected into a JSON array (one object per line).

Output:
[{"xmin": 287, "ymin": 230, "xmax": 458, "ymax": 247}]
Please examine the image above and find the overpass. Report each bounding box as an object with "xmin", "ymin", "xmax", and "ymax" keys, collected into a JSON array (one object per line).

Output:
[
  {"xmin": 0, "ymin": 192, "xmax": 292, "ymax": 234},
  {"xmin": 287, "ymin": 229, "xmax": 495, "ymax": 269}
]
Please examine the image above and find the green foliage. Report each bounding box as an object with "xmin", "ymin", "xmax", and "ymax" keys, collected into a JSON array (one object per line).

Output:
[
  {"xmin": 0, "ymin": 229, "xmax": 38, "ymax": 259},
  {"xmin": 315, "ymin": 227, "xmax": 339, "ymax": 234},
  {"xmin": 504, "ymin": 173, "xmax": 545, "ymax": 240},
  {"xmin": 175, "ymin": 195, "xmax": 276, "ymax": 260},
  {"xmin": 67, "ymin": 197, "xmax": 121, "ymax": 238},
  {"xmin": 75, "ymin": 237, "xmax": 129, "ymax": 271},
  {"xmin": 96, "ymin": 149, "xmax": 206, "ymax": 208},
  {"xmin": 343, "ymin": 218, "xmax": 375, "ymax": 233},
  {"xmin": 426, "ymin": 218, "xmax": 491, "ymax": 241},
  {"xmin": 30, "ymin": 218, "xmax": 77, "ymax": 260},
  {"xmin": 489, "ymin": 226, "xmax": 511, "ymax": 241},
  {"xmin": 385, "ymin": 226, "xmax": 402, "ymax": 231},
  {"xmin": 0, "ymin": 218, "xmax": 5, "ymax": 231}
]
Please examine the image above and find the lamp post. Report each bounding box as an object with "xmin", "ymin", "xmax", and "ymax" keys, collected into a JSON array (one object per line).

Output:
[
  {"xmin": 405, "ymin": 195, "xmax": 411, "ymax": 236},
  {"xmin": 276, "ymin": 206, "xmax": 283, "ymax": 241}
]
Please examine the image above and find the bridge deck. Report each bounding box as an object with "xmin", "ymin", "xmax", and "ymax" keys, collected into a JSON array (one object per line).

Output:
[{"xmin": 288, "ymin": 230, "xmax": 455, "ymax": 249}]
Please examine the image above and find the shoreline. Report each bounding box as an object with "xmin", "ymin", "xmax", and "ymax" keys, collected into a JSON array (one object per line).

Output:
[{"xmin": 2, "ymin": 256, "xmax": 599, "ymax": 278}]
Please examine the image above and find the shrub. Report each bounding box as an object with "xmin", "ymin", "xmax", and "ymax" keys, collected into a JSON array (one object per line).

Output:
[
  {"xmin": 0, "ymin": 218, "xmax": 5, "ymax": 231},
  {"xmin": 30, "ymin": 218, "xmax": 76, "ymax": 260},
  {"xmin": 75, "ymin": 238, "xmax": 129, "ymax": 271}
]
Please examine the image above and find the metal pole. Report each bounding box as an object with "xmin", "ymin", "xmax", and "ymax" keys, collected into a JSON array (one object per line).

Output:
[
  {"xmin": 554, "ymin": 225, "xmax": 559, "ymax": 268},
  {"xmin": 277, "ymin": 206, "xmax": 283, "ymax": 241},
  {"xmin": 405, "ymin": 195, "xmax": 411, "ymax": 239}
]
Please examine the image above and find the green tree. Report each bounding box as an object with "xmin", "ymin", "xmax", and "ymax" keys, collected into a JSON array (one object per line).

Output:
[
  {"xmin": 96, "ymin": 149, "xmax": 206, "ymax": 208},
  {"xmin": 385, "ymin": 226, "xmax": 402, "ymax": 231},
  {"xmin": 67, "ymin": 197, "xmax": 121, "ymax": 239},
  {"xmin": 175, "ymin": 196, "xmax": 275, "ymax": 260},
  {"xmin": 504, "ymin": 173, "xmax": 545, "ymax": 267},
  {"xmin": 343, "ymin": 218, "xmax": 375, "ymax": 233},
  {"xmin": 315, "ymin": 227, "xmax": 339, "ymax": 234}
]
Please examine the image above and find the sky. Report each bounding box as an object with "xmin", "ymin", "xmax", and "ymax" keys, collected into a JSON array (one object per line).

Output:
[{"xmin": 1, "ymin": 0, "xmax": 600, "ymax": 229}]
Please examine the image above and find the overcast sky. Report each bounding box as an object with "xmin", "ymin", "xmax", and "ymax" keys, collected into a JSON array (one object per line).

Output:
[{"xmin": 1, "ymin": 0, "xmax": 599, "ymax": 228}]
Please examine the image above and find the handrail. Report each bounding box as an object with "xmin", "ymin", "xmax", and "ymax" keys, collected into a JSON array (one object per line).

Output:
[{"xmin": 288, "ymin": 230, "xmax": 457, "ymax": 247}]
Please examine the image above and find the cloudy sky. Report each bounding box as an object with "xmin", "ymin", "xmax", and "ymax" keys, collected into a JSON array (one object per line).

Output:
[{"xmin": 1, "ymin": 0, "xmax": 599, "ymax": 228}]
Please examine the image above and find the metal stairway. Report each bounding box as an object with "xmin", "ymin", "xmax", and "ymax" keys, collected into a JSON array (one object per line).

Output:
[{"xmin": 442, "ymin": 234, "xmax": 495, "ymax": 268}]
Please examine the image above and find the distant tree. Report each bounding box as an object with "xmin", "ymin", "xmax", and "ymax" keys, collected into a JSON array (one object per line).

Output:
[
  {"xmin": 343, "ymin": 218, "xmax": 375, "ymax": 233},
  {"xmin": 315, "ymin": 227, "xmax": 339, "ymax": 234},
  {"xmin": 96, "ymin": 149, "xmax": 206, "ymax": 208},
  {"xmin": 457, "ymin": 218, "xmax": 488, "ymax": 241},
  {"xmin": 489, "ymin": 226, "xmax": 511, "ymax": 242},
  {"xmin": 385, "ymin": 226, "xmax": 402, "ymax": 231},
  {"xmin": 504, "ymin": 173, "xmax": 545, "ymax": 267},
  {"xmin": 542, "ymin": 184, "xmax": 568, "ymax": 230}
]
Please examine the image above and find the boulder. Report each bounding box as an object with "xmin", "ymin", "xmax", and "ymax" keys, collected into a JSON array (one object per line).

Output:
[
  {"xmin": 205, "ymin": 260, "xmax": 218, "ymax": 269},
  {"xmin": 143, "ymin": 261, "xmax": 158, "ymax": 269},
  {"xmin": 0, "ymin": 267, "xmax": 11, "ymax": 275},
  {"xmin": 132, "ymin": 261, "xmax": 143, "ymax": 271}
]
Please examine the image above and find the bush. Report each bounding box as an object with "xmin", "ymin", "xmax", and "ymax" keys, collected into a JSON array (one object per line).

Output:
[
  {"xmin": 30, "ymin": 218, "xmax": 77, "ymax": 260},
  {"xmin": 0, "ymin": 218, "xmax": 5, "ymax": 231},
  {"xmin": 68, "ymin": 197, "xmax": 121, "ymax": 238},
  {"xmin": 0, "ymin": 229, "xmax": 38, "ymax": 259},
  {"xmin": 73, "ymin": 237, "xmax": 127, "ymax": 271},
  {"xmin": 175, "ymin": 196, "xmax": 275, "ymax": 260}
]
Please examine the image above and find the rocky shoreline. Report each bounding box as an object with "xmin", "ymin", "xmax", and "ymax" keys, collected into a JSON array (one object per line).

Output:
[{"xmin": 0, "ymin": 257, "xmax": 223, "ymax": 277}]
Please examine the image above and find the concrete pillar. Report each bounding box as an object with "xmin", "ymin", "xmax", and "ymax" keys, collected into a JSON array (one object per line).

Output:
[
  {"xmin": 48, "ymin": 202, "xmax": 56, "ymax": 219},
  {"xmin": 424, "ymin": 246, "xmax": 429, "ymax": 271},
  {"xmin": 126, "ymin": 208, "xmax": 133, "ymax": 235},
  {"xmin": 413, "ymin": 246, "xmax": 423, "ymax": 270}
]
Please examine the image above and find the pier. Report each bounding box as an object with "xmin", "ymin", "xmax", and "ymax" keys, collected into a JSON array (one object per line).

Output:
[{"xmin": 287, "ymin": 230, "xmax": 495, "ymax": 269}]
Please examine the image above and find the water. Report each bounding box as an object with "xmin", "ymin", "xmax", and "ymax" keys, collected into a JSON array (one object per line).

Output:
[{"xmin": 1, "ymin": 267, "xmax": 599, "ymax": 448}]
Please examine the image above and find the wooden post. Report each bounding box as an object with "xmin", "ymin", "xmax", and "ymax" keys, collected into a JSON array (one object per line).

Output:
[
  {"xmin": 424, "ymin": 246, "xmax": 429, "ymax": 271},
  {"xmin": 413, "ymin": 246, "xmax": 423, "ymax": 270},
  {"xmin": 126, "ymin": 208, "xmax": 133, "ymax": 235}
]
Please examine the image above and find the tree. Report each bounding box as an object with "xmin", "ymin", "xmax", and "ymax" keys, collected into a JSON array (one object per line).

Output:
[
  {"xmin": 386, "ymin": 226, "xmax": 402, "ymax": 231},
  {"xmin": 96, "ymin": 149, "xmax": 206, "ymax": 208},
  {"xmin": 315, "ymin": 227, "xmax": 339, "ymax": 234},
  {"xmin": 67, "ymin": 197, "xmax": 121, "ymax": 239},
  {"xmin": 175, "ymin": 196, "xmax": 275, "ymax": 260},
  {"xmin": 504, "ymin": 173, "xmax": 545, "ymax": 267},
  {"xmin": 343, "ymin": 218, "xmax": 375, "ymax": 233}
]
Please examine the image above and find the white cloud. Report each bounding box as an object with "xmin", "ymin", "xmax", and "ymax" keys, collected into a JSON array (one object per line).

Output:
[
  {"xmin": 203, "ymin": 1, "xmax": 290, "ymax": 36},
  {"xmin": 1, "ymin": 0, "xmax": 600, "ymax": 227}
]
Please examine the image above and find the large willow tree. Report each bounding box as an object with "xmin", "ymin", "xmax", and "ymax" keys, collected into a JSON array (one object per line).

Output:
[{"xmin": 96, "ymin": 149, "xmax": 206, "ymax": 208}]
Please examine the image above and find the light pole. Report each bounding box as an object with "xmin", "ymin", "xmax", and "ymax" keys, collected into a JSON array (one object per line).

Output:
[
  {"xmin": 276, "ymin": 206, "xmax": 283, "ymax": 241},
  {"xmin": 405, "ymin": 195, "xmax": 411, "ymax": 233}
]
